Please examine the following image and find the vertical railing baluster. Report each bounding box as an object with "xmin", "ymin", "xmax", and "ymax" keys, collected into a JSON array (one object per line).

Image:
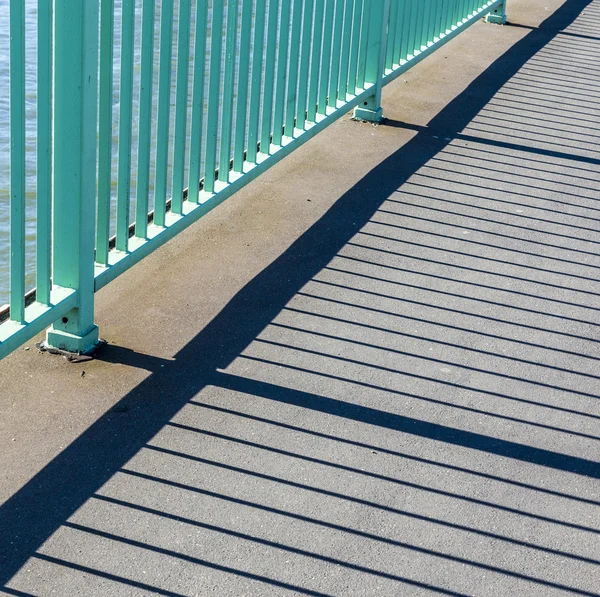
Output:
[
  {"xmin": 433, "ymin": 0, "xmax": 444, "ymax": 39},
  {"xmin": 348, "ymin": 0, "xmax": 364, "ymax": 95},
  {"xmin": 453, "ymin": 0, "xmax": 461, "ymax": 29},
  {"xmin": 400, "ymin": 0, "xmax": 412, "ymax": 61},
  {"xmin": 260, "ymin": 0, "xmax": 280, "ymax": 153},
  {"xmin": 204, "ymin": 0, "xmax": 224, "ymax": 192},
  {"xmin": 295, "ymin": 0, "xmax": 314, "ymax": 129},
  {"xmin": 188, "ymin": 0, "xmax": 208, "ymax": 202},
  {"xmin": 284, "ymin": 0, "xmax": 304, "ymax": 137},
  {"xmin": 453, "ymin": 0, "xmax": 461, "ymax": 27},
  {"xmin": 116, "ymin": 0, "xmax": 135, "ymax": 251},
  {"xmin": 425, "ymin": 0, "xmax": 435, "ymax": 45},
  {"xmin": 154, "ymin": 0, "xmax": 174, "ymax": 226},
  {"xmin": 408, "ymin": 0, "xmax": 418, "ymax": 56},
  {"xmin": 272, "ymin": 0, "xmax": 291, "ymax": 145},
  {"xmin": 337, "ymin": 0, "xmax": 354, "ymax": 102},
  {"xmin": 328, "ymin": 0, "xmax": 345, "ymax": 108},
  {"xmin": 385, "ymin": 0, "xmax": 397, "ymax": 70},
  {"xmin": 47, "ymin": 0, "xmax": 100, "ymax": 353},
  {"xmin": 307, "ymin": 0, "xmax": 324, "ymax": 122},
  {"xmin": 36, "ymin": 0, "xmax": 52, "ymax": 305},
  {"xmin": 218, "ymin": 0, "xmax": 238, "ymax": 181},
  {"xmin": 414, "ymin": 0, "xmax": 424, "ymax": 53},
  {"xmin": 317, "ymin": 0, "xmax": 334, "ymax": 115},
  {"xmin": 439, "ymin": 0, "xmax": 449, "ymax": 34},
  {"xmin": 172, "ymin": 0, "xmax": 192, "ymax": 213},
  {"xmin": 247, "ymin": 0, "xmax": 266, "ymax": 163},
  {"xmin": 9, "ymin": 0, "xmax": 25, "ymax": 322},
  {"xmin": 356, "ymin": 0, "xmax": 370, "ymax": 89},
  {"xmin": 96, "ymin": 0, "xmax": 114, "ymax": 264},
  {"xmin": 233, "ymin": 0, "xmax": 253, "ymax": 172},
  {"xmin": 395, "ymin": 0, "xmax": 407, "ymax": 64},
  {"xmin": 135, "ymin": 0, "xmax": 155, "ymax": 237},
  {"xmin": 425, "ymin": 0, "xmax": 434, "ymax": 46}
]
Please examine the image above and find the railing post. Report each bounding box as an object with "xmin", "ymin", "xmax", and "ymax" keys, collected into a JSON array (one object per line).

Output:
[
  {"xmin": 486, "ymin": 2, "xmax": 507, "ymax": 25},
  {"xmin": 353, "ymin": 0, "xmax": 391, "ymax": 122},
  {"xmin": 44, "ymin": 0, "xmax": 100, "ymax": 354}
]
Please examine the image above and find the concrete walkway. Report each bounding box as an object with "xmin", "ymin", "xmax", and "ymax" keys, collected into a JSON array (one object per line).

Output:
[{"xmin": 1, "ymin": 1, "xmax": 599, "ymax": 595}]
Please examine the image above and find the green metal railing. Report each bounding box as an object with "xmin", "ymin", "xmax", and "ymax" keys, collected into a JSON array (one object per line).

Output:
[{"xmin": 0, "ymin": 0, "xmax": 506, "ymax": 359}]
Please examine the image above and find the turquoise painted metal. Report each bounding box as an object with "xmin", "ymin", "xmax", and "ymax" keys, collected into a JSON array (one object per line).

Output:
[
  {"xmin": 44, "ymin": 0, "xmax": 100, "ymax": 354},
  {"xmin": 0, "ymin": 0, "xmax": 508, "ymax": 359},
  {"xmin": 486, "ymin": 1, "xmax": 507, "ymax": 24}
]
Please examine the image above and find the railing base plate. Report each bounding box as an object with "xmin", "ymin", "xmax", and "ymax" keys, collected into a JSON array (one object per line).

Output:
[
  {"xmin": 485, "ymin": 10, "xmax": 507, "ymax": 25},
  {"xmin": 353, "ymin": 106, "xmax": 384, "ymax": 123},
  {"xmin": 43, "ymin": 325, "xmax": 102, "ymax": 357}
]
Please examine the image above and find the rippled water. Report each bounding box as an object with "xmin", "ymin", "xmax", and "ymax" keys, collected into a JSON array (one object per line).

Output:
[{"xmin": 0, "ymin": 0, "xmax": 232, "ymax": 306}]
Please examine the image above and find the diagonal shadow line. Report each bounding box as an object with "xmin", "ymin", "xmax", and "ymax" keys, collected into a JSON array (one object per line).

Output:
[
  {"xmin": 480, "ymin": 90, "xmax": 600, "ymax": 117},
  {"xmin": 492, "ymin": 96, "xmax": 597, "ymax": 125},
  {"xmin": 354, "ymin": 231, "xmax": 600, "ymax": 285},
  {"xmin": 345, "ymin": 240, "xmax": 600, "ymax": 298},
  {"xmin": 418, "ymin": 164, "xmax": 600, "ymax": 206},
  {"xmin": 404, "ymin": 175, "xmax": 600, "ymax": 224},
  {"xmin": 451, "ymin": 129, "xmax": 600, "ymax": 165},
  {"xmin": 486, "ymin": 98, "xmax": 600, "ymax": 129},
  {"xmin": 502, "ymin": 80, "xmax": 600, "ymax": 107},
  {"xmin": 362, "ymin": 221, "xmax": 600, "ymax": 275},
  {"xmin": 153, "ymin": 430, "xmax": 600, "ymax": 569},
  {"xmin": 144, "ymin": 440, "xmax": 600, "ymax": 533},
  {"xmin": 429, "ymin": 155, "xmax": 600, "ymax": 196},
  {"xmin": 323, "ymin": 264, "xmax": 600, "ymax": 327},
  {"xmin": 263, "ymin": 322, "xmax": 600, "ymax": 415},
  {"xmin": 246, "ymin": 340, "xmax": 600, "ymax": 422},
  {"xmin": 400, "ymin": 182, "xmax": 600, "ymax": 222},
  {"xmin": 289, "ymin": 294, "xmax": 600, "ymax": 363},
  {"xmin": 505, "ymin": 78, "xmax": 600, "ymax": 103},
  {"xmin": 166, "ymin": 420, "xmax": 600, "ymax": 499},
  {"xmin": 529, "ymin": 49, "xmax": 600, "ymax": 69},
  {"xmin": 465, "ymin": 125, "xmax": 599, "ymax": 154},
  {"xmin": 188, "ymin": 401, "xmax": 600, "ymax": 506},
  {"xmin": 383, "ymin": 118, "xmax": 600, "ymax": 165},
  {"xmin": 30, "ymin": 554, "xmax": 186, "ymax": 597},
  {"xmin": 87, "ymin": 495, "xmax": 600, "ymax": 590},
  {"xmin": 0, "ymin": 589, "xmax": 37, "ymax": 597},
  {"xmin": 518, "ymin": 64, "xmax": 600, "ymax": 87},
  {"xmin": 473, "ymin": 112, "xmax": 600, "ymax": 142},
  {"xmin": 277, "ymin": 307, "xmax": 600, "ymax": 380},
  {"xmin": 95, "ymin": 492, "xmax": 600, "ymax": 571},
  {"xmin": 505, "ymin": 71, "xmax": 600, "ymax": 96},
  {"xmin": 33, "ymin": 551, "xmax": 328, "ymax": 597},
  {"xmin": 502, "ymin": 67, "xmax": 596, "ymax": 91},
  {"xmin": 503, "ymin": 63, "xmax": 598, "ymax": 86},
  {"xmin": 370, "ymin": 211, "xmax": 600, "ymax": 262},
  {"xmin": 0, "ymin": 0, "xmax": 596, "ymax": 588},
  {"xmin": 305, "ymin": 279, "xmax": 600, "ymax": 346},
  {"xmin": 468, "ymin": 125, "xmax": 600, "ymax": 154},
  {"xmin": 513, "ymin": 50, "xmax": 600, "ymax": 72},
  {"xmin": 61, "ymin": 522, "xmax": 464, "ymax": 597},
  {"xmin": 486, "ymin": 99, "xmax": 600, "ymax": 128},
  {"xmin": 513, "ymin": 65, "xmax": 600, "ymax": 87},
  {"xmin": 559, "ymin": 30, "xmax": 600, "ymax": 41},
  {"xmin": 211, "ymin": 372, "xmax": 600, "ymax": 482},
  {"xmin": 335, "ymin": 251, "xmax": 600, "ymax": 322},
  {"xmin": 333, "ymin": 252, "xmax": 600, "ymax": 313},
  {"xmin": 512, "ymin": 71, "xmax": 600, "ymax": 93}
]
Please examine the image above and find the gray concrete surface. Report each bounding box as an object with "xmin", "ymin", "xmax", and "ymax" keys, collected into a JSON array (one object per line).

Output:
[{"xmin": 1, "ymin": 0, "xmax": 599, "ymax": 595}]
